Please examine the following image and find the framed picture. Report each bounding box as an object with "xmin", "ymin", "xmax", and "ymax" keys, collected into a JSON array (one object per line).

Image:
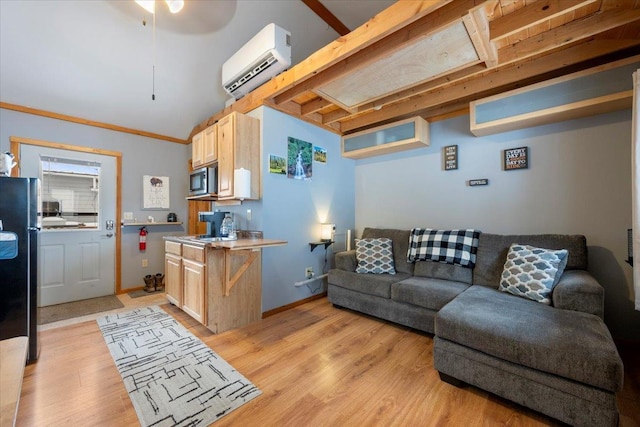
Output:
[
  {"xmin": 269, "ymin": 154, "xmax": 286, "ymax": 175},
  {"xmin": 313, "ymin": 146, "xmax": 327, "ymax": 163},
  {"xmin": 287, "ymin": 137, "xmax": 312, "ymax": 180},
  {"xmin": 143, "ymin": 175, "xmax": 170, "ymax": 209},
  {"xmin": 443, "ymin": 145, "xmax": 458, "ymax": 170},
  {"xmin": 503, "ymin": 146, "xmax": 528, "ymax": 171}
]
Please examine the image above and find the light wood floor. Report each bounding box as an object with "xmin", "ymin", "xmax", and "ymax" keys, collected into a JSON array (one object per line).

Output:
[{"xmin": 16, "ymin": 297, "xmax": 640, "ymax": 426}]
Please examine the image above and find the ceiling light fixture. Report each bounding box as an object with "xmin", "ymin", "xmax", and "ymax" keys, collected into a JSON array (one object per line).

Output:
[{"xmin": 135, "ymin": 0, "xmax": 184, "ymax": 14}]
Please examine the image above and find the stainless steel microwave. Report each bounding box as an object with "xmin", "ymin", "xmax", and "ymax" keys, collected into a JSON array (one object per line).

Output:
[{"xmin": 189, "ymin": 166, "xmax": 217, "ymax": 196}]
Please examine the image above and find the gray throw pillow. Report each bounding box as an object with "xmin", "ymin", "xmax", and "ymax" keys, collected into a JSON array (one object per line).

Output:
[
  {"xmin": 355, "ymin": 238, "xmax": 396, "ymax": 275},
  {"xmin": 499, "ymin": 243, "xmax": 568, "ymax": 305}
]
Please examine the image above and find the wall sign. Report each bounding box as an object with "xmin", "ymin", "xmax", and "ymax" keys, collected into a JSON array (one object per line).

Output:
[
  {"xmin": 503, "ymin": 146, "xmax": 528, "ymax": 170},
  {"xmin": 444, "ymin": 145, "xmax": 458, "ymax": 170},
  {"xmin": 468, "ymin": 178, "xmax": 489, "ymax": 186}
]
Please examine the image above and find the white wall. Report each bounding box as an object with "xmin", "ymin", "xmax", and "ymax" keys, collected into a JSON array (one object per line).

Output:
[
  {"xmin": 355, "ymin": 110, "xmax": 640, "ymax": 340},
  {"xmin": 0, "ymin": 108, "xmax": 190, "ymax": 291},
  {"xmin": 221, "ymin": 106, "xmax": 356, "ymax": 312}
]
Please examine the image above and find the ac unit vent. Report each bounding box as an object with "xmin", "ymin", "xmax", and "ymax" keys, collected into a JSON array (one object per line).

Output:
[{"xmin": 223, "ymin": 52, "xmax": 278, "ymax": 98}]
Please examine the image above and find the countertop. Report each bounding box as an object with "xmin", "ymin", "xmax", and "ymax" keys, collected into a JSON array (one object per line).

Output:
[{"xmin": 164, "ymin": 235, "xmax": 287, "ymax": 250}]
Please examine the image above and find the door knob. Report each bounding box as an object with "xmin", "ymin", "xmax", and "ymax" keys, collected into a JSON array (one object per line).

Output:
[{"xmin": 102, "ymin": 232, "xmax": 114, "ymax": 238}]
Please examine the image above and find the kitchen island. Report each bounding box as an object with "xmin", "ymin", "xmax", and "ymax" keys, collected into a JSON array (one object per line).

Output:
[{"xmin": 163, "ymin": 234, "xmax": 286, "ymax": 333}]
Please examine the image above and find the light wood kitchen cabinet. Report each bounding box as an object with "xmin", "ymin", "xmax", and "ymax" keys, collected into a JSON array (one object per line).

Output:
[
  {"xmin": 165, "ymin": 253, "xmax": 182, "ymax": 306},
  {"xmin": 191, "ymin": 130, "xmax": 204, "ymax": 168},
  {"xmin": 164, "ymin": 241, "xmax": 182, "ymax": 306},
  {"xmin": 192, "ymin": 124, "xmax": 217, "ymax": 168},
  {"xmin": 203, "ymin": 123, "xmax": 218, "ymax": 164},
  {"xmin": 216, "ymin": 111, "xmax": 260, "ymax": 200},
  {"xmin": 181, "ymin": 244, "xmax": 207, "ymax": 325}
]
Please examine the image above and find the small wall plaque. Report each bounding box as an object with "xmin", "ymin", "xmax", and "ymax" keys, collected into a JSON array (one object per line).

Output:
[
  {"xmin": 468, "ymin": 178, "xmax": 489, "ymax": 186},
  {"xmin": 443, "ymin": 145, "xmax": 458, "ymax": 170},
  {"xmin": 503, "ymin": 146, "xmax": 528, "ymax": 170}
]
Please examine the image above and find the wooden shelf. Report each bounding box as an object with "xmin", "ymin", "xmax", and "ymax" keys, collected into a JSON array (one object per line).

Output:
[
  {"xmin": 470, "ymin": 57, "xmax": 638, "ymax": 137},
  {"xmin": 121, "ymin": 222, "xmax": 183, "ymax": 227},
  {"xmin": 342, "ymin": 116, "xmax": 429, "ymax": 159}
]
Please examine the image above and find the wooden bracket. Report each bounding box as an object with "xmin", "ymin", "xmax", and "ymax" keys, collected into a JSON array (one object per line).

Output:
[{"xmin": 224, "ymin": 249, "xmax": 259, "ymax": 296}]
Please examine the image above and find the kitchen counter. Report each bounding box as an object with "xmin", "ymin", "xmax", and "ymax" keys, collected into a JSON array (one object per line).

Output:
[{"xmin": 164, "ymin": 235, "xmax": 287, "ymax": 250}]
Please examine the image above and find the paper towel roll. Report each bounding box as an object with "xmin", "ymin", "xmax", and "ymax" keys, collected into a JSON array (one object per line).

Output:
[{"xmin": 234, "ymin": 168, "xmax": 251, "ymax": 200}]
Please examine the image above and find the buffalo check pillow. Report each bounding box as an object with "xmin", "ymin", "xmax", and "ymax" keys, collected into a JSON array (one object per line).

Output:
[{"xmin": 407, "ymin": 228, "xmax": 480, "ymax": 268}]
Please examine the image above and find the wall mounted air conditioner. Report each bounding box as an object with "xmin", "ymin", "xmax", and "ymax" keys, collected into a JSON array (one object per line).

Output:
[{"xmin": 222, "ymin": 23, "xmax": 292, "ymax": 100}]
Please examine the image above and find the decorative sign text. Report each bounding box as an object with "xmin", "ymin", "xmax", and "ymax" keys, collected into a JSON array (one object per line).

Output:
[
  {"xmin": 444, "ymin": 145, "xmax": 458, "ymax": 170},
  {"xmin": 504, "ymin": 146, "xmax": 528, "ymax": 170},
  {"xmin": 468, "ymin": 179, "xmax": 489, "ymax": 186}
]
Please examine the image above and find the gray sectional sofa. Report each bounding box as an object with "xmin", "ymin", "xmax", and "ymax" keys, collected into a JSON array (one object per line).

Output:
[{"xmin": 327, "ymin": 228, "xmax": 624, "ymax": 427}]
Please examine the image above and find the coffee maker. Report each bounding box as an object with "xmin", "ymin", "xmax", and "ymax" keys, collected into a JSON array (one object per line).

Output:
[{"xmin": 198, "ymin": 211, "xmax": 229, "ymax": 237}]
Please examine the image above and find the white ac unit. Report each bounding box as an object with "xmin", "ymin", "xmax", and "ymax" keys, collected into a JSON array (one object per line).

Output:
[{"xmin": 222, "ymin": 23, "xmax": 292, "ymax": 100}]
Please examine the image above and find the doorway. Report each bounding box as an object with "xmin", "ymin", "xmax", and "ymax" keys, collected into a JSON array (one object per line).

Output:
[{"xmin": 10, "ymin": 137, "xmax": 122, "ymax": 305}]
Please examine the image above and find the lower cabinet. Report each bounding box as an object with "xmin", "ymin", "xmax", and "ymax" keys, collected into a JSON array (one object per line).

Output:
[
  {"xmin": 182, "ymin": 258, "xmax": 206, "ymax": 324},
  {"xmin": 164, "ymin": 253, "xmax": 182, "ymax": 306}
]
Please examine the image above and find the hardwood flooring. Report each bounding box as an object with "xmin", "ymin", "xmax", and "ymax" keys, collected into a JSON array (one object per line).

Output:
[{"xmin": 16, "ymin": 297, "xmax": 640, "ymax": 426}]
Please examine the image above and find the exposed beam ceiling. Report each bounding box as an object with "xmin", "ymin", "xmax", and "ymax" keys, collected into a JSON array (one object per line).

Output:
[{"xmin": 190, "ymin": 0, "xmax": 640, "ymax": 140}]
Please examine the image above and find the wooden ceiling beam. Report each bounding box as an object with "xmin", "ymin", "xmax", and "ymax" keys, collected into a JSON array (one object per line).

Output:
[
  {"xmin": 339, "ymin": 43, "xmax": 640, "ymax": 132},
  {"xmin": 300, "ymin": 97, "xmax": 333, "ymax": 115},
  {"xmin": 490, "ymin": 0, "xmax": 598, "ymax": 41},
  {"xmin": 463, "ymin": 2, "xmax": 498, "ymax": 68},
  {"xmin": 498, "ymin": 5, "xmax": 640, "ymax": 63},
  {"xmin": 301, "ymin": 0, "xmax": 350, "ymax": 36}
]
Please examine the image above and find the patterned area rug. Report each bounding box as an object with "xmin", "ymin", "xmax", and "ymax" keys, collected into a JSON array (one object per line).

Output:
[{"xmin": 97, "ymin": 306, "xmax": 261, "ymax": 426}]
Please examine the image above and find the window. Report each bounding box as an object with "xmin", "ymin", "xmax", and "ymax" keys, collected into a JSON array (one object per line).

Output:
[{"xmin": 40, "ymin": 156, "xmax": 100, "ymax": 230}]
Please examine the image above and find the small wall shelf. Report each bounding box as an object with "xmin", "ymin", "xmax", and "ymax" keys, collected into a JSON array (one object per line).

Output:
[
  {"xmin": 470, "ymin": 57, "xmax": 638, "ymax": 137},
  {"xmin": 341, "ymin": 116, "xmax": 429, "ymax": 159},
  {"xmin": 121, "ymin": 222, "xmax": 183, "ymax": 227},
  {"xmin": 309, "ymin": 241, "xmax": 333, "ymax": 252}
]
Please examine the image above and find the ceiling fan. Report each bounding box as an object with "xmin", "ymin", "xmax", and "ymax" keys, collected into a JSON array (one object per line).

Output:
[{"xmin": 135, "ymin": 0, "xmax": 184, "ymax": 14}]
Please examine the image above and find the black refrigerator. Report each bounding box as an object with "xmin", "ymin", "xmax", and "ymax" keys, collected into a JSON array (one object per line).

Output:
[{"xmin": 0, "ymin": 176, "xmax": 39, "ymax": 363}]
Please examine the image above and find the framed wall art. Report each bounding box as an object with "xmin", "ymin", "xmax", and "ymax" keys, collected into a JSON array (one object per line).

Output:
[{"xmin": 503, "ymin": 146, "xmax": 528, "ymax": 171}]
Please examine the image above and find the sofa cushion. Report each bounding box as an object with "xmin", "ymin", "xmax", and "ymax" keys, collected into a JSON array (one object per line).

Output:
[
  {"xmin": 414, "ymin": 260, "xmax": 473, "ymax": 284},
  {"xmin": 362, "ymin": 228, "xmax": 414, "ymax": 275},
  {"xmin": 407, "ymin": 228, "xmax": 480, "ymax": 267},
  {"xmin": 435, "ymin": 286, "xmax": 623, "ymax": 392},
  {"xmin": 355, "ymin": 238, "xmax": 396, "ymax": 274},
  {"xmin": 327, "ymin": 269, "xmax": 411, "ymax": 299},
  {"xmin": 499, "ymin": 244, "xmax": 568, "ymax": 304},
  {"xmin": 392, "ymin": 277, "xmax": 470, "ymax": 311},
  {"xmin": 474, "ymin": 233, "xmax": 588, "ymax": 288}
]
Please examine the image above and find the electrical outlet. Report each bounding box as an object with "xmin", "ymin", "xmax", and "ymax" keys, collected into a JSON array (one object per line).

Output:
[
  {"xmin": 246, "ymin": 209, "xmax": 252, "ymax": 222},
  {"xmin": 305, "ymin": 267, "xmax": 313, "ymax": 279},
  {"xmin": 142, "ymin": 259, "xmax": 148, "ymax": 267},
  {"xmin": 124, "ymin": 212, "xmax": 133, "ymax": 220}
]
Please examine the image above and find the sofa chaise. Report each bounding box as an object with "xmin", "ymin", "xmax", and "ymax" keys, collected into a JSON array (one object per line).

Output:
[{"xmin": 327, "ymin": 227, "xmax": 623, "ymax": 426}]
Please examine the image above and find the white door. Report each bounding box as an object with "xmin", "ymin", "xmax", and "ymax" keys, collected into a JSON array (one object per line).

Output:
[{"xmin": 20, "ymin": 145, "xmax": 116, "ymax": 306}]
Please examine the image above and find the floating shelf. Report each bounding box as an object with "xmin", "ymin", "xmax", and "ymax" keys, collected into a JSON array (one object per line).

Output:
[
  {"xmin": 309, "ymin": 241, "xmax": 333, "ymax": 252},
  {"xmin": 342, "ymin": 116, "xmax": 429, "ymax": 159},
  {"xmin": 470, "ymin": 57, "xmax": 638, "ymax": 137}
]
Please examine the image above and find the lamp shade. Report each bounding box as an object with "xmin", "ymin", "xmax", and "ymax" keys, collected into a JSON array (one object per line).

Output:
[
  {"xmin": 320, "ymin": 223, "xmax": 335, "ymax": 241},
  {"xmin": 234, "ymin": 168, "xmax": 251, "ymax": 200}
]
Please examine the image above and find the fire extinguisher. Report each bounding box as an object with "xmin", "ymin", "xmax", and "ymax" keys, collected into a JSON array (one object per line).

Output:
[{"xmin": 139, "ymin": 226, "xmax": 147, "ymax": 251}]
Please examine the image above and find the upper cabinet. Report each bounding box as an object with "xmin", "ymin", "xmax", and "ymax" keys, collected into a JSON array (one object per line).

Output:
[
  {"xmin": 192, "ymin": 130, "xmax": 204, "ymax": 168},
  {"xmin": 217, "ymin": 112, "xmax": 260, "ymax": 200},
  {"xmin": 189, "ymin": 111, "xmax": 260, "ymax": 201},
  {"xmin": 203, "ymin": 124, "xmax": 218, "ymax": 165},
  {"xmin": 192, "ymin": 123, "xmax": 218, "ymax": 168}
]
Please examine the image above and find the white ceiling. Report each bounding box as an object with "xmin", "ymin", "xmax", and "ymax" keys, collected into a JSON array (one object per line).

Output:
[{"xmin": 0, "ymin": 0, "xmax": 395, "ymax": 140}]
